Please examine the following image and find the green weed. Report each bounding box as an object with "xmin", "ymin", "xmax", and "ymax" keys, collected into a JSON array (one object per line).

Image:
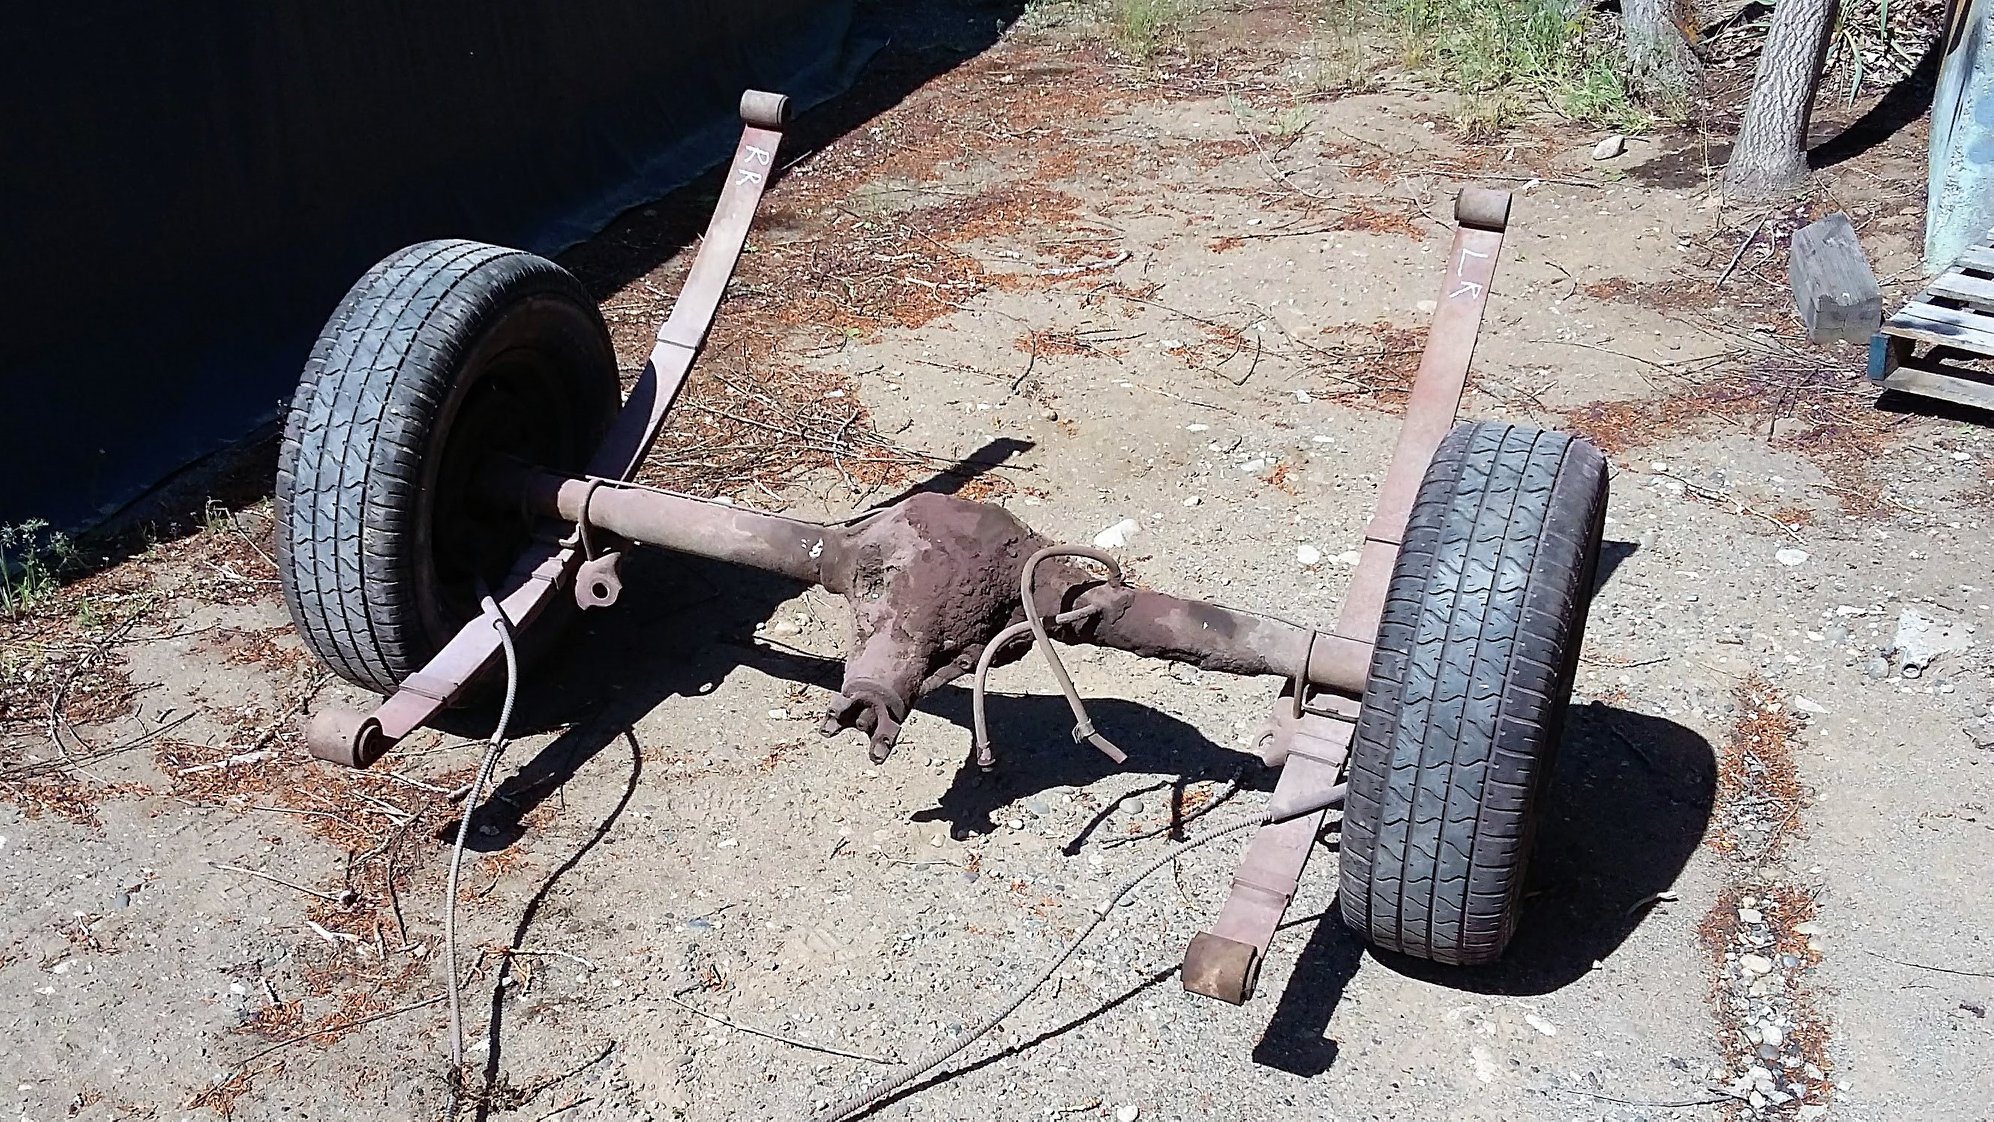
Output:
[
  {"xmin": 1333, "ymin": 0, "xmax": 1649, "ymax": 132},
  {"xmin": 1299, "ymin": 6, "xmax": 1376, "ymax": 94},
  {"xmin": 0, "ymin": 520, "xmax": 74, "ymax": 617},
  {"xmin": 1110, "ymin": 0, "xmax": 1203, "ymax": 61}
]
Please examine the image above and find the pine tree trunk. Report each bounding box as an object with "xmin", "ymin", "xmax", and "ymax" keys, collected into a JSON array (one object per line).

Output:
[
  {"xmin": 1724, "ymin": 0, "xmax": 1840, "ymax": 198},
  {"xmin": 1624, "ymin": 0, "xmax": 1701, "ymax": 101}
]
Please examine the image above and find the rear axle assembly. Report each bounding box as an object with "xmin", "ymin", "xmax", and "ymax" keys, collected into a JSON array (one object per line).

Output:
[{"xmin": 275, "ymin": 91, "xmax": 1607, "ymax": 1020}]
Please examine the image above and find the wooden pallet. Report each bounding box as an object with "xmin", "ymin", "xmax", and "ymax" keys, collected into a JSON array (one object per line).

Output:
[{"xmin": 1870, "ymin": 240, "xmax": 1994, "ymax": 411}]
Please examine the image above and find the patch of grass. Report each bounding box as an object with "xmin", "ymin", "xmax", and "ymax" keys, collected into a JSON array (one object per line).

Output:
[
  {"xmin": 1269, "ymin": 103, "xmax": 1316, "ymax": 138},
  {"xmin": 1299, "ymin": 6, "xmax": 1377, "ymax": 94},
  {"xmin": 1336, "ymin": 0, "xmax": 1648, "ymax": 132},
  {"xmin": 0, "ymin": 520, "xmax": 75, "ymax": 617},
  {"xmin": 1109, "ymin": 0, "xmax": 1203, "ymax": 61},
  {"xmin": 1451, "ymin": 90, "xmax": 1524, "ymax": 140}
]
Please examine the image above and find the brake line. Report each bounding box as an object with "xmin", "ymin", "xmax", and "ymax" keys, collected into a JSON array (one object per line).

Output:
[
  {"xmin": 1019, "ymin": 546, "xmax": 1129, "ymax": 764},
  {"xmin": 969, "ymin": 604, "xmax": 1102, "ymax": 770}
]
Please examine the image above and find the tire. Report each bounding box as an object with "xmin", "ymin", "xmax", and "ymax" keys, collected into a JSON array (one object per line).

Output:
[
  {"xmin": 1337, "ymin": 421, "xmax": 1607, "ymax": 965},
  {"xmin": 275, "ymin": 240, "xmax": 620, "ymax": 694}
]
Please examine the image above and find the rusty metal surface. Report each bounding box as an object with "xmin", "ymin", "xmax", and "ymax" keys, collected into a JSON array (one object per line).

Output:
[
  {"xmin": 1334, "ymin": 196, "xmax": 1509, "ymax": 651},
  {"xmin": 821, "ymin": 493, "xmax": 1053, "ymax": 761},
  {"xmin": 304, "ymin": 707, "xmax": 386, "ymax": 768},
  {"xmin": 1075, "ymin": 585, "xmax": 1313, "ymax": 680},
  {"xmin": 538, "ymin": 474, "xmax": 836, "ymax": 586},
  {"xmin": 591, "ymin": 101, "xmax": 791, "ymax": 482},
  {"xmin": 516, "ymin": 470, "xmax": 1336, "ymax": 766},
  {"xmin": 573, "ymin": 551, "xmax": 625, "ymax": 609},
  {"xmin": 1182, "ymin": 932, "xmax": 1260, "ymax": 1005},
  {"xmin": 1195, "ymin": 706, "xmax": 1355, "ymax": 990}
]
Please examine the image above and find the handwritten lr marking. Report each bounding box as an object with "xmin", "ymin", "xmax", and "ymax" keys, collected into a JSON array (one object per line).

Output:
[{"xmin": 1449, "ymin": 244, "xmax": 1492, "ymax": 300}]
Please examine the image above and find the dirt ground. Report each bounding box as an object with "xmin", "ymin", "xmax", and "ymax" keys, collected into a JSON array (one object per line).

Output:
[{"xmin": 4, "ymin": 3, "xmax": 1991, "ymax": 1121}]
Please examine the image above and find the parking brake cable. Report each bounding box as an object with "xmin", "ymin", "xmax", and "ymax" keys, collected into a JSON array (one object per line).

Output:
[
  {"xmin": 443, "ymin": 595, "xmax": 521, "ymax": 1080},
  {"xmin": 806, "ymin": 780, "xmax": 1347, "ymax": 1122}
]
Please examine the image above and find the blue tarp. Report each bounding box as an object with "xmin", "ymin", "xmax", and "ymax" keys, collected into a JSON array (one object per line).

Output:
[
  {"xmin": 2, "ymin": 2, "xmax": 865, "ymax": 529},
  {"xmin": 1927, "ymin": 0, "xmax": 1994, "ymax": 271}
]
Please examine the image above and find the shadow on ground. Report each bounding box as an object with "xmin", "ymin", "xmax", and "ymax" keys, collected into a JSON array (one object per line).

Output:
[{"xmin": 1253, "ymin": 701, "xmax": 1716, "ymax": 1077}]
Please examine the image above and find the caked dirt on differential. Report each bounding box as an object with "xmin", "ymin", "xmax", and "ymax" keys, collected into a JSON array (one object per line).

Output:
[{"xmin": 3, "ymin": 4, "xmax": 1990, "ymax": 1121}]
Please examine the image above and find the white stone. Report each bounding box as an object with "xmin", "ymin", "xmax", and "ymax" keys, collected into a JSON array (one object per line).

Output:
[
  {"xmin": 1296, "ymin": 544, "xmax": 1323, "ymax": 567},
  {"xmin": 1524, "ymin": 1012, "xmax": 1558, "ymax": 1036},
  {"xmin": 1740, "ymin": 953, "xmax": 1774, "ymax": 975},
  {"xmin": 1116, "ymin": 1105, "xmax": 1140, "ymax": 1122},
  {"xmin": 1591, "ymin": 134, "xmax": 1627, "ymax": 160},
  {"xmin": 1775, "ymin": 548, "xmax": 1810, "ymax": 567},
  {"xmin": 1093, "ymin": 518, "xmax": 1142, "ymax": 550}
]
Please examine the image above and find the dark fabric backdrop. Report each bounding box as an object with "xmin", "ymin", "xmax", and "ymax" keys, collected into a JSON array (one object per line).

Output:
[{"xmin": 1, "ymin": 1, "xmax": 864, "ymax": 529}]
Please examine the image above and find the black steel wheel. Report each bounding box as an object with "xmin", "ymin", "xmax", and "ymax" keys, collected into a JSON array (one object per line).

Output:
[
  {"xmin": 1337, "ymin": 421, "xmax": 1607, "ymax": 965},
  {"xmin": 275, "ymin": 240, "xmax": 619, "ymax": 694}
]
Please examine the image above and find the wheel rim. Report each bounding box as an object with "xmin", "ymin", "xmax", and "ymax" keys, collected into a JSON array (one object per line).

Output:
[{"xmin": 413, "ymin": 300, "xmax": 613, "ymax": 652}]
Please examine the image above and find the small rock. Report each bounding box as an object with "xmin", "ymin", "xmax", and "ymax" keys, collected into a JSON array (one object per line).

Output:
[
  {"xmin": 1296, "ymin": 544, "xmax": 1323, "ymax": 567},
  {"xmin": 1740, "ymin": 954, "xmax": 1775, "ymax": 975},
  {"xmin": 1738, "ymin": 907, "xmax": 1764, "ymax": 924},
  {"xmin": 1524, "ymin": 1012, "xmax": 1558, "ymax": 1036},
  {"xmin": 1093, "ymin": 518, "xmax": 1142, "ymax": 550},
  {"xmin": 1792, "ymin": 697, "xmax": 1827, "ymax": 716},
  {"xmin": 1793, "ymin": 921, "xmax": 1822, "ymax": 936},
  {"xmin": 1184, "ymin": 496, "xmax": 1202, "ymax": 507},
  {"xmin": 1863, "ymin": 657, "xmax": 1890, "ymax": 680},
  {"xmin": 1775, "ymin": 548, "xmax": 1810, "ymax": 567},
  {"xmin": 1590, "ymin": 135, "xmax": 1626, "ymax": 160},
  {"xmin": 1116, "ymin": 1106, "xmax": 1140, "ymax": 1122},
  {"xmin": 1893, "ymin": 608, "xmax": 1972, "ymax": 671}
]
